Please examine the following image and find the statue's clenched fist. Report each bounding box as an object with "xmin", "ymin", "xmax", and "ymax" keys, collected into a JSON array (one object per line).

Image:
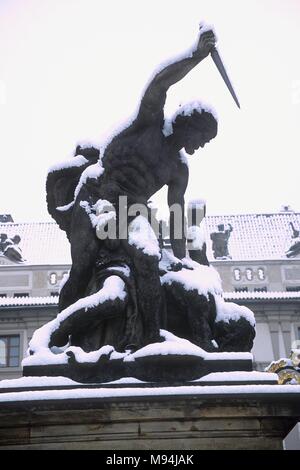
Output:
[{"xmin": 194, "ymin": 27, "xmax": 217, "ymax": 58}]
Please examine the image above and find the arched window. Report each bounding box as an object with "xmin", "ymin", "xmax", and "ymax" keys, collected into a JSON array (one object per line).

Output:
[
  {"xmin": 49, "ymin": 272, "xmax": 57, "ymax": 285},
  {"xmin": 246, "ymin": 268, "xmax": 253, "ymax": 281},
  {"xmin": 257, "ymin": 268, "xmax": 265, "ymax": 280},
  {"xmin": 233, "ymin": 268, "xmax": 241, "ymax": 281}
]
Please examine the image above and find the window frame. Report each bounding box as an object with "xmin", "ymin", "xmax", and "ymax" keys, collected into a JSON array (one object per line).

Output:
[
  {"xmin": 253, "ymin": 287, "xmax": 267, "ymax": 293},
  {"xmin": 49, "ymin": 272, "xmax": 58, "ymax": 286},
  {"xmin": 257, "ymin": 267, "xmax": 265, "ymax": 281},
  {"xmin": 233, "ymin": 268, "xmax": 241, "ymax": 281},
  {"xmin": 292, "ymin": 324, "xmax": 300, "ymax": 350},
  {"xmin": 0, "ymin": 334, "xmax": 21, "ymax": 368},
  {"xmin": 286, "ymin": 286, "xmax": 300, "ymax": 292},
  {"xmin": 234, "ymin": 287, "xmax": 249, "ymax": 293},
  {"xmin": 0, "ymin": 330, "xmax": 25, "ymax": 372},
  {"xmin": 245, "ymin": 268, "xmax": 254, "ymax": 281}
]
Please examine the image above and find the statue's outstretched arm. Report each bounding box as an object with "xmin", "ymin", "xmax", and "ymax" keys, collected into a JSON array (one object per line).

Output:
[
  {"xmin": 137, "ymin": 29, "xmax": 216, "ymax": 123},
  {"xmin": 290, "ymin": 222, "xmax": 300, "ymax": 238}
]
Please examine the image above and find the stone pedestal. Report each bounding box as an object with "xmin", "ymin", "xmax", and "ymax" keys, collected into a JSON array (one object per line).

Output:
[{"xmin": 0, "ymin": 384, "xmax": 299, "ymax": 450}]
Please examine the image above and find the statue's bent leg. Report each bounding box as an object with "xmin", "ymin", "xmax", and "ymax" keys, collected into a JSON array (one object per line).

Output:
[
  {"xmin": 50, "ymin": 283, "xmax": 128, "ymax": 350},
  {"xmin": 164, "ymin": 281, "xmax": 216, "ymax": 351},
  {"xmin": 186, "ymin": 292, "xmax": 216, "ymax": 351},
  {"xmin": 123, "ymin": 242, "xmax": 163, "ymax": 346},
  {"xmin": 59, "ymin": 204, "xmax": 100, "ymax": 312}
]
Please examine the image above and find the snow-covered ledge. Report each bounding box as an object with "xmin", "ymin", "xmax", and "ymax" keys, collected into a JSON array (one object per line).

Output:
[{"xmin": 0, "ymin": 383, "xmax": 299, "ymax": 450}]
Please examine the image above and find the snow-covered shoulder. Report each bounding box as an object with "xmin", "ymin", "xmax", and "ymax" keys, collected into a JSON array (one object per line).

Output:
[
  {"xmin": 73, "ymin": 161, "xmax": 104, "ymax": 200},
  {"xmin": 160, "ymin": 260, "xmax": 222, "ymax": 298},
  {"xmin": 215, "ymin": 296, "xmax": 256, "ymax": 327},
  {"xmin": 48, "ymin": 155, "xmax": 88, "ymax": 174}
]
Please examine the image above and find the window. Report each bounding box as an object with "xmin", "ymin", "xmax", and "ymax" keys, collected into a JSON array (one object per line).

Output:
[
  {"xmin": 286, "ymin": 286, "xmax": 300, "ymax": 292},
  {"xmin": 254, "ymin": 287, "xmax": 267, "ymax": 292},
  {"xmin": 233, "ymin": 268, "xmax": 241, "ymax": 281},
  {"xmin": 0, "ymin": 335, "xmax": 20, "ymax": 367},
  {"xmin": 49, "ymin": 272, "xmax": 57, "ymax": 285},
  {"xmin": 51, "ymin": 292, "xmax": 59, "ymax": 297},
  {"xmin": 257, "ymin": 268, "xmax": 265, "ymax": 280},
  {"xmin": 245, "ymin": 268, "xmax": 253, "ymax": 281},
  {"xmin": 13, "ymin": 293, "xmax": 29, "ymax": 298},
  {"xmin": 0, "ymin": 294, "xmax": 7, "ymax": 298},
  {"xmin": 234, "ymin": 287, "xmax": 248, "ymax": 292}
]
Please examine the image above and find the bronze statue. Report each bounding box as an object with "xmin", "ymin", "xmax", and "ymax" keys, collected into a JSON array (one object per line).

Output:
[
  {"xmin": 0, "ymin": 233, "xmax": 24, "ymax": 263},
  {"xmin": 24, "ymin": 25, "xmax": 256, "ymax": 383},
  {"xmin": 210, "ymin": 223, "xmax": 233, "ymax": 259},
  {"xmin": 47, "ymin": 28, "xmax": 218, "ymax": 348},
  {"xmin": 286, "ymin": 222, "xmax": 300, "ymax": 258}
]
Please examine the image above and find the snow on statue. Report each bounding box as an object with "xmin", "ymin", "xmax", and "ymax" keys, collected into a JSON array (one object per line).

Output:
[{"xmin": 24, "ymin": 24, "xmax": 256, "ymax": 383}]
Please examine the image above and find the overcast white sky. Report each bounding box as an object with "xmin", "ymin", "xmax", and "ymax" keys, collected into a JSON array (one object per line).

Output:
[{"xmin": 0, "ymin": 0, "xmax": 299, "ymax": 222}]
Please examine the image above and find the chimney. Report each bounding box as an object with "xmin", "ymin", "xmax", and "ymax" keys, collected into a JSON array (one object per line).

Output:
[{"xmin": 279, "ymin": 205, "xmax": 294, "ymax": 213}]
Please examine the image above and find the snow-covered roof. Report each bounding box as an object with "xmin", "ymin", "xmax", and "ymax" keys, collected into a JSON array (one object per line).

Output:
[
  {"xmin": 0, "ymin": 211, "xmax": 299, "ymax": 266},
  {"xmin": 205, "ymin": 212, "xmax": 300, "ymax": 261},
  {"xmin": 0, "ymin": 291, "xmax": 299, "ymax": 309},
  {"xmin": 0, "ymin": 296, "xmax": 58, "ymax": 308},
  {"xmin": 223, "ymin": 291, "xmax": 300, "ymax": 301},
  {"xmin": 0, "ymin": 222, "xmax": 71, "ymax": 266}
]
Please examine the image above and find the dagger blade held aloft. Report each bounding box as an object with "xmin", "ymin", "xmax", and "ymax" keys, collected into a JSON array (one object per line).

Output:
[{"xmin": 210, "ymin": 47, "xmax": 240, "ymax": 109}]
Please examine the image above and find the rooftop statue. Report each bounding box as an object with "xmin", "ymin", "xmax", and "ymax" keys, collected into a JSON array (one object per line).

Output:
[
  {"xmin": 0, "ymin": 233, "xmax": 24, "ymax": 263},
  {"xmin": 286, "ymin": 222, "xmax": 300, "ymax": 258},
  {"xmin": 24, "ymin": 25, "xmax": 255, "ymax": 383},
  {"xmin": 210, "ymin": 223, "xmax": 233, "ymax": 259}
]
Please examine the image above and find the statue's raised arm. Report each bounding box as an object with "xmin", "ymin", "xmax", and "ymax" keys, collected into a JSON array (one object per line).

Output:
[{"xmin": 136, "ymin": 28, "xmax": 217, "ymax": 124}]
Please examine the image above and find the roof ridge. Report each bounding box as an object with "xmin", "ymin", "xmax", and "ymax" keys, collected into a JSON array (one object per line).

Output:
[
  {"xmin": 0, "ymin": 221, "xmax": 55, "ymax": 227},
  {"xmin": 1, "ymin": 291, "xmax": 299, "ymax": 307},
  {"xmin": 0, "ymin": 212, "xmax": 299, "ymax": 227},
  {"xmin": 224, "ymin": 291, "xmax": 300, "ymax": 300},
  {"xmin": 0, "ymin": 295, "xmax": 59, "ymax": 307},
  {"xmin": 206, "ymin": 212, "xmax": 300, "ymax": 218}
]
